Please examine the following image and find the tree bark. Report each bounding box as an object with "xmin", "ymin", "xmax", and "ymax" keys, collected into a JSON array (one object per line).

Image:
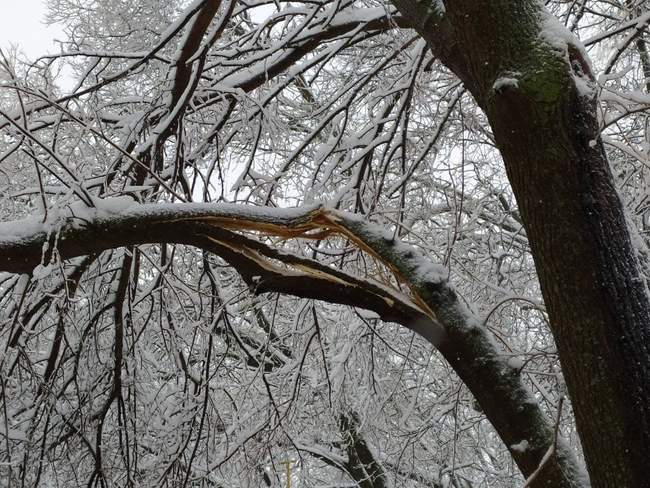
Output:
[
  {"xmin": 339, "ymin": 413, "xmax": 388, "ymax": 488},
  {"xmin": 390, "ymin": 1, "xmax": 650, "ymax": 486}
]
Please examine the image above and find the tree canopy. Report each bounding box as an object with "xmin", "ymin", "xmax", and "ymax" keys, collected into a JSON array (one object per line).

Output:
[{"xmin": 1, "ymin": 1, "xmax": 650, "ymax": 487}]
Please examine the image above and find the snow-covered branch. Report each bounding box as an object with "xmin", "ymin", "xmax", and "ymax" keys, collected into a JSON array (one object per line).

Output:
[{"xmin": 0, "ymin": 199, "xmax": 584, "ymax": 485}]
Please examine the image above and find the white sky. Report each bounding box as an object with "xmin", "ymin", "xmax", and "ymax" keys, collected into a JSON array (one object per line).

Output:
[
  {"xmin": 0, "ymin": 0, "xmax": 64, "ymax": 59},
  {"xmin": 0, "ymin": 2, "xmax": 276, "ymax": 59}
]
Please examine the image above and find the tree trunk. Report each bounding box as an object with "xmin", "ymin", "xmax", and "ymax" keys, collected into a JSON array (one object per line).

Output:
[
  {"xmin": 340, "ymin": 413, "xmax": 388, "ymax": 488},
  {"xmin": 391, "ymin": 1, "xmax": 650, "ymax": 486}
]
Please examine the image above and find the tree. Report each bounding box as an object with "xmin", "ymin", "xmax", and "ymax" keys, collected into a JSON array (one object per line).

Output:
[{"xmin": 0, "ymin": 0, "xmax": 649, "ymax": 486}]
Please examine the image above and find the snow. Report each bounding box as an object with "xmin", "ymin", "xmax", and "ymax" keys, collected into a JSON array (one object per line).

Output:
[
  {"xmin": 538, "ymin": 10, "xmax": 595, "ymax": 97},
  {"xmin": 573, "ymin": 75, "xmax": 595, "ymax": 98},
  {"xmin": 493, "ymin": 74, "xmax": 520, "ymax": 92},
  {"xmin": 0, "ymin": 425, "xmax": 27, "ymax": 441},
  {"xmin": 538, "ymin": 10, "xmax": 581, "ymax": 53},
  {"xmin": 91, "ymin": 195, "xmax": 137, "ymax": 215},
  {"xmin": 0, "ymin": 201, "xmax": 322, "ymax": 243},
  {"xmin": 408, "ymin": 250, "xmax": 448, "ymax": 284},
  {"xmin": 32, "ymin": 263, "xmax": 54, "ymax": 279},
  {"xmin": 332, "ymin": 210, "xmax": 449, "ymax": 285},
  {"xmin": 294, "ymin": 442, "xmax": 347, "ymax": 465},
  {"xmin": 356, "ymin": 308, "xmax": 380, "ymax": 320},
  {"xmin": 0, "ymin": 217, "xmax": 46, "ymax": 240},
  {"xmin": 584, "ymin": 10, "xmax": 650, "ymax": 47},
  {"xmin": 511, "ymin": 439, "xmax": 529, "ymax": 453},
  {"xmin": 507, "ymin": 356, "xmax": 525, "ymax": 370}
]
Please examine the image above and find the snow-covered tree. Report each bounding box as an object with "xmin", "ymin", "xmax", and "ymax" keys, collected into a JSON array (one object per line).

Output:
[{"xmin": 1, "ymin": 1, "xmax": 649, "ymax": 486}]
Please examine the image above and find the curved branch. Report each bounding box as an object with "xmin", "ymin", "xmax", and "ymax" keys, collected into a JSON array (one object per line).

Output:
[{"xmin": 0, "ymin": 200, "xmax": 587, "ymax": 486}]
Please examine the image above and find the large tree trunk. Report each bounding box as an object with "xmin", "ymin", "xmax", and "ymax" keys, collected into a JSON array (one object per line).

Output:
[{"xmin": 391, "ymin": 0, "xmax": 650, "ymax": 486}]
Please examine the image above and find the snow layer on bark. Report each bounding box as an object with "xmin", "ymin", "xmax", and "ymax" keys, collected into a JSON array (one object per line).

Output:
[
  {"xmin": 538, "ymin": 9, "xmax": 585, "ymax": 56},
  {"xmin": 0, "ymin": 200, "xmax": 324, "ymax": 245},
  {"xmin": 511, "ymin": 439, "xmax": 529, "ymax": 453},
  {"xmin": 332, "ymin": 210, "xmax": 448, "ymax": 284},
  {"xmin": 538, "ymin": 9, "xmax": 595, "ymax": 97},
  {"xmin": 493, "ymin": 75, "xmax": 520, "ymax": 92}
]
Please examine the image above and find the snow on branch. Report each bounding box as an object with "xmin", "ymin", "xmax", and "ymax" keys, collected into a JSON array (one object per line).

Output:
[
  {"xmin": 0, "ymin": 200, "xmax": 436, "ymax": 334},
  {"xmin": 0, "ymin": 199, "xmax": 585, "ymax": 484}
]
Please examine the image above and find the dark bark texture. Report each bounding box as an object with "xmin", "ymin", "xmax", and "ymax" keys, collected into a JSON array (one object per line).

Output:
[{"xmin": 391, "ymin": 0, "xmax": 650, "ymax": 486}]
